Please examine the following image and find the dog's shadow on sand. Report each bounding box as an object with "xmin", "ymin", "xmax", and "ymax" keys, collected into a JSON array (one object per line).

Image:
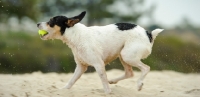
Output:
[
  {"xmin": 41, "ymin": 84, "xmax": 200, "ymax": 97},
  {"xmin": 49, "ymin": 85, "xmax": 138, "ymax": 97}
]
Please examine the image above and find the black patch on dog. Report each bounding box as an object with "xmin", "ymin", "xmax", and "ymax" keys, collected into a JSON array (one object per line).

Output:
[
  {"xmin": 115, "ymin": 23, "xmax": 137, "ymax": 31},
  {"xmin": 47, "ymin": 16, "xmax": 70, "ymax": 35},
  {"xmin": 146, "ymin": 31, "xmax": 152, "ymax": 42}
]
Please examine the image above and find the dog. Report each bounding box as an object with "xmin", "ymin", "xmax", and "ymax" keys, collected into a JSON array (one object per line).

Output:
[{"xmin": 37, "ymin": 11, "xmax": 163, "ymax": 93}]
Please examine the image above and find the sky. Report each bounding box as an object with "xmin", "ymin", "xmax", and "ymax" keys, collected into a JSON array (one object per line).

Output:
[{"xmin": 139, "ymin": 0, "xmax": 200, "ymax": 28}]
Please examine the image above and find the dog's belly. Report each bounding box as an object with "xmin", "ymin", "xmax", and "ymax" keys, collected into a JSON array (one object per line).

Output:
[
  {"xmin": 101, "ymin": 41, "xmax": 124, "ymax": 65},
  {"xmin": 103, "ymin": 52, "xmax": 119, "ymax": 65},
  {"xmin": 95, "ymin": 32, "xmax": 126, "ymax": 65}
]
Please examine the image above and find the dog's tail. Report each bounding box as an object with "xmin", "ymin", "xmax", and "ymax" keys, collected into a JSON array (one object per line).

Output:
[{"xmin": 151, "ymin": 29, "xmax": 164, "ymax": 39}]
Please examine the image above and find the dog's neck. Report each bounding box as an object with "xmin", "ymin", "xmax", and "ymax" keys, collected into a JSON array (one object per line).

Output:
[{"xmin": 59, "ymin": 23, "xmax": 87, "ymax": 48}]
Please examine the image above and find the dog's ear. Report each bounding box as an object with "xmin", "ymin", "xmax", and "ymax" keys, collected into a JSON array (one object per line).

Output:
[{"xmin": 66, "ymin": 11, "xmax": 86, "ymax": 27}]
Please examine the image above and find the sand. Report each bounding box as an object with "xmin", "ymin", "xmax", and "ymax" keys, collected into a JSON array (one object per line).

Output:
[{"xmin": 0, "ymin": 69, "xmax": 200, "ymax": 97}]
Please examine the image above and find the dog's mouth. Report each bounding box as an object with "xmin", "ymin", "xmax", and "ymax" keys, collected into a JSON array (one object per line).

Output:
[
  {"xmin": 38, "ymin": 30, "xmax": 49, "ymax": 38},
  {"xmin": 40, "ymin": 32, "xmax": 49, "ymax": 40},
  {"xmin": 40, "ymin": 32, "xmax": 48, "ymax": 37}
]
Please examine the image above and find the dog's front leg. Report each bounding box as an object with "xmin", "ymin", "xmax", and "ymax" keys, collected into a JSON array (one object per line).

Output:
[
  {"xmin": 64, "ymin": 60, "xmax": 87, "ymax": 89},
  {"xmin": 94, "ymin": 63, "xmax": 111, "ymax": 94}
]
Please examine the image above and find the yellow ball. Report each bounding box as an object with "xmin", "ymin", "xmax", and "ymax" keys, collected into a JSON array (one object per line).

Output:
[{"xmin": 38, "ymin": 30, "xmax": 48, "ymax": 36}]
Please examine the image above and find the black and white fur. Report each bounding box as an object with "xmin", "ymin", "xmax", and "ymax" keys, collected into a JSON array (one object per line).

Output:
[{"xmin": 37, "ymin": 11, "xmax": 163, "ymax": 93}]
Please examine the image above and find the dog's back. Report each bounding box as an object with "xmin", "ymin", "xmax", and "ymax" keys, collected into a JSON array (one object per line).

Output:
[{"xmin": 77, "ymin": 23, "xmax": 162, "ymax": 63}]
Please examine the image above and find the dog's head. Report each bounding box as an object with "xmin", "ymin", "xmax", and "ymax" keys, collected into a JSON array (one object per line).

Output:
[{"xmin": 37, "ymin": 11, "xmax": 86, "ymax": 40}]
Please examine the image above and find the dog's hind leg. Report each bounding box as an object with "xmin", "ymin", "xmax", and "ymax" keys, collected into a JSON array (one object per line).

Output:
[
  {"xmin": 122, "ymin": 60, "xmax": 150, "ymax": 91},
  {"xmin": 134, "ymin": 61, "xmax": 150, "ymax": 91},
  {"xmin": 63, "ymin": 60, "xmax": 87, "ymax": 89},
  {"xmin": 120, "ymin": 45, "xmax": 150, "ymax": 91},
  {"xmin": 109, "ymin": 56, "xmax": 133, "ymax": 84}
]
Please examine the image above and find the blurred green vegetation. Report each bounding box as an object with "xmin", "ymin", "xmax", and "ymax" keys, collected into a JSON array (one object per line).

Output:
[
  {"xmin": 0, "ymin": 32, "xmax": 75, "ymax": 73},
  {"xmin": 0, "ymin": 31, "xmax": 200, "ymax": 74},
  {"xmin": 0, "ymin": 0, "xmax": 148, "ymax": 25}
]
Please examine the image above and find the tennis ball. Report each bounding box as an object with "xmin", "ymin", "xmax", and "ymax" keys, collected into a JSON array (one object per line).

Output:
[{"xmin": 38, "ymin": 30, "xmax": 48, "ymax": 36}]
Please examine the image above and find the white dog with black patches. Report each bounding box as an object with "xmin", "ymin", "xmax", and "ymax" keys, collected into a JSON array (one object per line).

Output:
[{"xmin": 37, "ymin": 11, "xmax": 163, "ymax": 93}]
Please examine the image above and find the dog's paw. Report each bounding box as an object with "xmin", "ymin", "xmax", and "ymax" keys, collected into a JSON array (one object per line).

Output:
[
  {"xmin": 105, "ymin": 88, "xmax": 112, "ymax": 94},
  {"xmin": 108, "ymin": 80, "xmax": 118, "ymax": 84},
  {"xmin": 137, "ymin": 82, "xmax": 143, "ymax": 91}
]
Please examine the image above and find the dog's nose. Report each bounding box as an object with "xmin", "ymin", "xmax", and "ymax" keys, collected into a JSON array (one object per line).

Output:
[{"xmin": 37, "ymin": 23, "xmax": 40, "ymax": 27}]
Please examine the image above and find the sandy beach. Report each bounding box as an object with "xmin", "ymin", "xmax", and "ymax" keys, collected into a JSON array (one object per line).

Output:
[{"xmin": 0, "ymin": 69, "xmax": 200, "ymax": 97}]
